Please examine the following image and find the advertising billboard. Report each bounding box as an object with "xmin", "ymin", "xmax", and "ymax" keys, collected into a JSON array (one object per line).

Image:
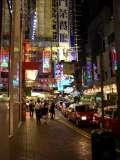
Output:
[{"xmin": 58, "ymin": 47, "xmax": 77, "ymax": 62}]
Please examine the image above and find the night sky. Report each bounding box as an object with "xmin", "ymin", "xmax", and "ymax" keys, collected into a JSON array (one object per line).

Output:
[{"xmin": 76, "ymin": 0, "xmax": 113, "ymax": 54}]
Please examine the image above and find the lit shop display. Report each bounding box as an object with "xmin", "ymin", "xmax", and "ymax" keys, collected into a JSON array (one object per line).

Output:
[{"xmin": 83, "ymin": 84, "xmax": 117, "ymax": 96}]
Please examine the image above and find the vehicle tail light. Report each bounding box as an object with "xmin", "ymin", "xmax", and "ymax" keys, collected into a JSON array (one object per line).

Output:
[
  {"xmin": 93, "ymin": 116, "xmax": 95, "ymax": 121},
  {"xmin": 81, "ymin": 116, "xmax": 87, "ymax": 120}
]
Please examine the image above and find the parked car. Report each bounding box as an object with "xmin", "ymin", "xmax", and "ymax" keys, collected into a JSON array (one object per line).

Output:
[
  {"xmin": 92, "ymin": 106, "xmax": 120, "ymax": 137},
  {"xmin": 67, "ymin": 104, "xmax": 96, "ymax": 126}
]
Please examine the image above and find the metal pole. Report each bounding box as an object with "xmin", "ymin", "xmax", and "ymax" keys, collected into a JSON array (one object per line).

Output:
[
  {"xmin": 100, "ymin": 49, "xmax": 104, "ymax": 127},
  {"xmin": 98, "ymin": 32, "xmax": 104, "ymax": 128}
]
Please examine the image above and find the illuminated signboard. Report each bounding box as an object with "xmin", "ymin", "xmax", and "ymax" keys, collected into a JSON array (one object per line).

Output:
[
  {"xmin": 25, "ymin": 70, "xmax": 38, "ymax": 81},
  {"xmin": 57, "ymin": 81, "xmax": 64, "ymax": 92},
  {"xmin": 55, "ymin": 63, "xmax": 64, "ymax": 80},
  {"xmin": 59, "ymin": 48, "xmax": 68, "ymax": 61},
  {"xmin": 58, "ymin": 47, "xmax": 77, "ymax": 62},
  {"xmin": 61, "ymin": 75, "xmax": 74, "ymax": 86},
  {"xmin": 69, "ymin": 51, "xmax": 77, "ymax": 61},
  {"xmin": 43, "ymin": 50, "xmax": 51, "ymax": 73},
  {"xmin": 93, "ymin": 63, "xmax": 98, "ymax": 81}
]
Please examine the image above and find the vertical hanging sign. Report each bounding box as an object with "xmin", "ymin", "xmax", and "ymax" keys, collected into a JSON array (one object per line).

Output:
[
  {"xmin": 86, "ymin": 57, "xmax": 92, "ymax": 84},
  {"xmin": 111, "ymin": 47, "xmax": 117, "ymax": 76},
  {"xmin": 42, "ymin": 50, "xmax": 51, "ymax": 73}
]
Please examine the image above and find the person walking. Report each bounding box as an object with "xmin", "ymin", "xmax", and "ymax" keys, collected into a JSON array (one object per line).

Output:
[
  {"xmin": 29, "ymin": 99, "xmax": 35, "ymax": 117},
  {"xmin": 35, "ymin": 99, "xmax": 42, "ymax": 124},
  {"xmin": 49, "ymin": 101, "xmax": 55, "ymax": 120},
  {"xmin": 42, "ymin": 100, "xmax": 49, "ymax": 125}
]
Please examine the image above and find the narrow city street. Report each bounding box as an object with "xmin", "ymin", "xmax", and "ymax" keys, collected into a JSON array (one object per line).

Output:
[{"xmin": 10, "ymin": 112, "xmax": 91, "ymax": 160}]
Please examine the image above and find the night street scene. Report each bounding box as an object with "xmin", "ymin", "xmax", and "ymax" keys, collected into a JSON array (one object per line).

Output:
[{"xmin": 0, "ymin": 0, "xmax": 120, "ymax": 160}]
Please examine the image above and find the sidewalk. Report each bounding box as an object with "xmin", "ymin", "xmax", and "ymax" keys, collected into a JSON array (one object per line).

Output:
[{"xmin": 10, "ymin": 113, "xmax": 91, "ymax": 160}]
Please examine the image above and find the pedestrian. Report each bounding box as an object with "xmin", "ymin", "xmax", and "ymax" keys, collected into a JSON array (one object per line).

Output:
[
  {"xmin": 49, "ymin": 101, "xmax": 55, "ymax": 120},
  {"xmin": 29, "ymin": 99, "xmax": 34, "ymax": 117},
  {"xmin": 26, "ymin": 100, "xmax": 29, "ymax": 112},
  {"xmin": 42, "ymin": 101, "xmax": 49, "ymax": 125},
  {"xmin": 35, "ymin": 99, "xmax": 42, "ymax": 124},
  {"xmin": 22, "ymin": 96, "xmax": 27, "ymax": 121}
]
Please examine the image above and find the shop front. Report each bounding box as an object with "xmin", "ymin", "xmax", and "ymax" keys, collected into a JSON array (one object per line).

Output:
[{"xmin": 83, "ymin": 83, "xmax": 117, "ymax": 107}]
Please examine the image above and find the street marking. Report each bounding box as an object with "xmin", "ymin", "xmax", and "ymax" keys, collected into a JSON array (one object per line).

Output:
[
  {"xmin": 56, "ymin": 118, "xmax": 120, "ymax": 153},
  {"xmin": 56, "ymin": 117, "xmax": 91, "ymax": 139}
]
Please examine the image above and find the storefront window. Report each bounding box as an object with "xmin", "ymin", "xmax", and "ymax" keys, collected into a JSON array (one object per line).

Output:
[{"xmin": 0, "ymin": 0, "xmax": 11, "ymax": 100}]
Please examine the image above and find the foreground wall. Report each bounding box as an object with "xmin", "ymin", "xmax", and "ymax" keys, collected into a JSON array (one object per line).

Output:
[{"xmin": 0, "ymin": 0, "xmax": 23, "ymax": 159}]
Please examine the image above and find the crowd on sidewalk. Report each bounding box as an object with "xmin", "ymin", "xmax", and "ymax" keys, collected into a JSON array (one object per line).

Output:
[{"xmin": 26, "ymin": 98, "xmax": 56, "ymax": 125}]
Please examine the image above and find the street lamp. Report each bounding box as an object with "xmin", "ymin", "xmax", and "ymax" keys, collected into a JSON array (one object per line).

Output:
[
  {"xmin": 97, "ymin": 32, "xmax": 105, "ymax": 127},
  {"xmin": 100, "ymin": 45, "xmax": 104, "ymax": 126}
]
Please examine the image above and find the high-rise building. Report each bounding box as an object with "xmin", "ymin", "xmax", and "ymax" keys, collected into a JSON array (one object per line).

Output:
[
  {"xmin": 36, "ymin": 0, "xmax": 52, "ymax": 43},
  {"xmin": 52, "ymin": 0, "xmax": 78, "ymax": 62}
]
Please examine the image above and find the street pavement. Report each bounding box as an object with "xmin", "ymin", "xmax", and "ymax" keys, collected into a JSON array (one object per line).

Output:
[
  {"xmin": 10, "ymin": 110, "xmax": 120, "ymax": 160},
  {"xmin": 10, "ymin": 111, "xmax": 91, "ymax": 160}
]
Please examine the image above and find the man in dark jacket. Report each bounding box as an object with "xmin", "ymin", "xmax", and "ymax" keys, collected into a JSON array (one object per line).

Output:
[
  {"xmin": 49, "ymin": 102, "xmax": 55, "ymax": 120},
  {"xmin": 29, "ymin": 100, "xmax": 34, "ymax": 117}
]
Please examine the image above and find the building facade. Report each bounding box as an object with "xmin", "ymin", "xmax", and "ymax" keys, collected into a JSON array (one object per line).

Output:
[{"xmin": 82, "ymin": 2, "xmax": 118, "ymax": 106}]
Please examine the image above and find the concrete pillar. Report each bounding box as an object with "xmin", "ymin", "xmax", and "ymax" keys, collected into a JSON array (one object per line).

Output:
[{"xmin": 9, "ymin": 0, "xmax": 22, "ymax": 136}]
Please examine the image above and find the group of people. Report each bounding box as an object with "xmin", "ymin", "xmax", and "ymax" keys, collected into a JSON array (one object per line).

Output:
[{"xmin": 28, "ymin": 98, "xmax": 56, "ymax": 124}]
